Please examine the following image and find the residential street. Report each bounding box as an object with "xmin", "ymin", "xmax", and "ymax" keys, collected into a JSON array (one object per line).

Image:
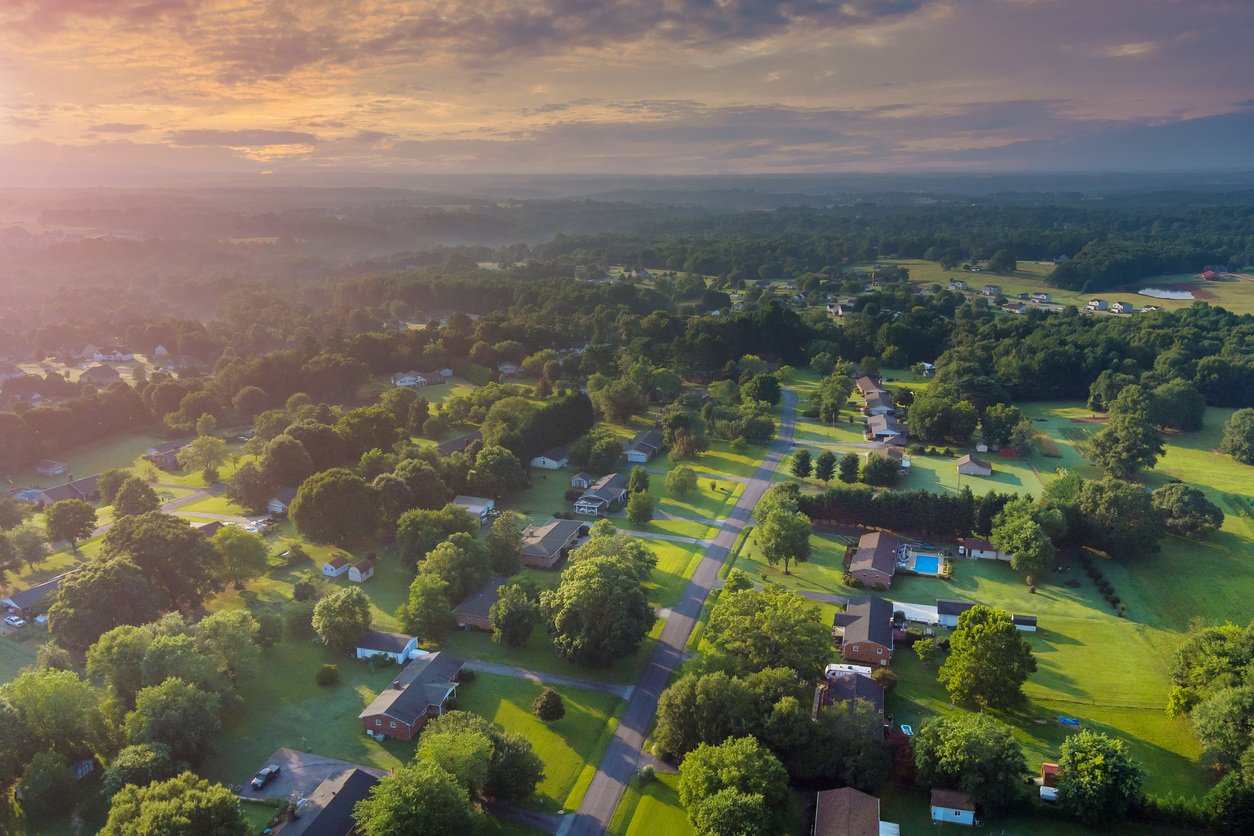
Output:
[{"xmin": 565, "ymin": 390, "xmax": 797, "ymax": 835}]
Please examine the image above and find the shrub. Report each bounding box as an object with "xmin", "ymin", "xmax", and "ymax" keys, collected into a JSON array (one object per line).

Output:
[
  {"xmin": 315, "ymin": 664, "xmax": 340, "ymax": 686},
  {"xmin": 842, "ymin": 572, "xmax": 863, "ymax": 588},
  {"xmin": 564, "ymin": 488, "xmax": 583, "ymax": 502},
  {"xmin": 639, "ymin": 765, "xmax": 656, "ymax": 784},
  {"xmin": 285, "ymin": 543, "xmax": 310, "ymax": 567},
  {"xmin": 458, "ymin": 669, "xmax": 476, "ymax": 683},
  {"xmin": 871, "ymin": 668, "xmax": 898, "ymax": 692},
  {"xmin": 532, "ymin": 688, "xmax": 566, "ymax": 722}
]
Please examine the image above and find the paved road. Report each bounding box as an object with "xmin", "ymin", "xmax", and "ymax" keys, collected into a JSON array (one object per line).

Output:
[
  {"xmin": 464, "ymin": 660, "xmax": 635, "ymax": 699},
  {"xmin": 566, "ymin": 390, "xmax": 798, "ymax": 835},
  {"xmin": 84, "ymin": 484, "xmax": 256, "ymax": 540}
]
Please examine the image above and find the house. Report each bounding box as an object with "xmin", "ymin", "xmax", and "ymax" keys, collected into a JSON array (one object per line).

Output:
[
  {"xmin": 813, "ymin": 787, "xmax": 898, "ymax": 836},
  {"xmin": 1041, "ymin": 762, "xmax": 1060, "ymax": 788},
  {"xmin": 958, "ymin": 536, "xmax": 1006, "ymax": 560},
  {"xmin": 153, "ymin": 344, "xmax": 169, "ymax": 357},
  {"xmin": 1003, "ymin": 302, "xmax": 1028, "ymax": 315},
  {"xmin": 856, "ymin": 376, "xmax": 886, "ymax": 397},
  {"xmin": 937, "ymin": 599, "xmax": 977, "ymax": 628},
  {"xmin": 866, "ymin": 414, "xmax": 906, "ymax": 445},
  {"xmin": 865, "ymin": 446, "xmax": 908, "ymax": 472},
  {"xmin": 1111, "ymin": 301, "xmax": 1136, "ymax": 314},
  {"xmin": 982, "ymin": 284, "xmax": 1003, "ymax": 297},
  {"xmin": 930, "ymin": 788, "xmax": 976, "ymax": 826},
  {"xmin": 358, "ymin": 651, "xmax": 463, "ymax": 740},
  {"xmin": 421, "ymin": 367, "xmax": 455, "ymax": 380},
  {"xmin": 948, "ymin": 279, "xmax": 969, "ymax": 291},
  {"xmin": 1087, "ymin": 299, "xmax": 1108, "ymax": 311},
  {"xmin": 624, "ymin": 430, "xmax": 663, "ymax": 463},
  {"xmin": 498, "ymin": 362, "xmax": 521, "ymax": 376},
  {"xmin": 93, "ymin": 348, "xmax": 133, "ymax": 362},
  {"xmin": 287, "ymin": 768, "xmax": 380, "ymax": 836},
  {"xmin": 35, "ymin": 459, "xmax": 68, "ymax": 477},
  {"xmin": 838, "ymin": 598, "xmax": 895, "ymax": 665},
  {"xmin": 453, "ymin": 575, "xmax": 508, "ymax": 630},
  {"xmin": 354, "ymin": 630, "xmax": 418, "ymax": 664},
  {"xmin": 520, "ymin": 517, "xmax": 584, "ymax": 569},
  {"xmin": 1031, "ymin": 292, "xmax": 1051, "ymax": 303},
  {"xmin": 1054, "ymin": 254, "xmax": 1071, "ymax": 264},
  {"xmin": 530, "ymin": 446, "xmax": 570, "ymax": 470},
  {"xmin": 569, "ymin": 472, "xmax": 594, "ymax": 490},
  {"xmin": 955, "ymin": 454, "xmax": 992, "ymax": 477},
  {"xmin": 322, "ymin": 555, "xmax": 350, "ymax": 577},
  {"xmin": 864, "ymin": 389, "xmax": 895, "ymax": 416},
  {"xmin": 1013, "ymin": 614, "xmax": 1038, "ymax": 632},
  {"xmin": 196, "ymin": 520, "xmax": 227, "ymax": 538},
  {"xmin": 2, "ymin": 575, "xmax": 64, "ymax": 617},
  {"xmin": 813, "ymin": 670, "xmax": 886, "ymax": 719},
  {"xmin": 267, "ymin": 487, "xmax": 298, "ymax": 516},
  {"xmin": 573, "ymin": 473, "xmax": 629, "ymax": 516},
  {"xmin": 348, "ymin": 559, "xmax": 375, "ymax": 583},
  {"xmin": 848, "ymin": 532, "xmax": 900, "ymax": 588},
  {"xmin": 453, "ymin": 495, "xmax": 494, "ymax": 526},
  {"xmin": 1143, "ymin": 304, "xmax": 1162, "ymax": 312},
  {"xmin": 391, "ymin": 370, "xmax": 429, "ymax": 388},
  {"xmin": 36, "ymin": 474, "xmax": 99, "ymax": 505},
  {"xmin": 80, "ymin": 364, "xmax": 120, "ymax": 386},
  {"xmin": 145, "ymin": 440, "xmax": 188, "ymax": 471}
]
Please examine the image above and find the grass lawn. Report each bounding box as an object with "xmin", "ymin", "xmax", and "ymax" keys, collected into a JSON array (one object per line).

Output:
[
  {"xmin": 906, "ymin": 449, "xmax": 1050, "ymax": 497},
  {"xmin": 608, "ymin": 772, "xmax": 692, "ymax": 836},
  {"xmin": 0, "ymin": 633, "xmax": 40, "ymax": 682},
  {"xmin": 457, "ymin": 672, "xmax": 623, "ymax": 811},
  {"xmin": 729, "ymin": 529, "xmax": 858, "ymax": 598},
  {"xmin": 175, "ymin": 493, "xmax": 246, "ymax": 515},
  {"xmin": 643, "ymin": 539, "xmax": 706, "ymax": 609},
  {"xmin": 9, "ymin": 431, "xmax": 169, "ymax": 489}
]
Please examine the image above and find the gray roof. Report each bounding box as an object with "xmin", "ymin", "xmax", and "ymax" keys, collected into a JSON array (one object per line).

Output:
[
  {"xmin": 822, "ymin": 672, "xmax": 885, "ymax": 714},
  {"xmin": 843, "ymin": 598, "xmax": 894, "ymax": 648},
  {"xmin": 289, "ymin": 768, "xmax": 379, "ymax": 836},
  {"xmin": 38, "ymin": 483, "xmax": 81, "ymax": 503},
  {"xmin": 272, "ymin": 486, "xmax": 298, "ymax": 503},
  {"xmin": 356, "ymin": 630, "xmax": 414, "ymax": 654},
  {"xmin": 3, "ymin": 576, "xmax": 63, "ymax": 611},
  {"xmin": 578, "ymin": 473, "xmax": 628, "ymax": 506},
  {"xmin": 521, "ymin": 518, "xmax": 583, "ymax": 558},
  {"xmin": 937, "ymin": 599, "xmax": 976, "ymax": 617},
  {"xmin": 538, "ymin": 446, "xmax": 569, "ymax": 460},
  {"xmin": 453, "ymin": 575, "xmax": 508, "ymax": 621},
  {"xmin": 865, "ymin": 390, "xmax": 895, "ymax": 409},
  {"xmin": 625, "ymin": 430, "xmax": 663, "ymax": 455},
  {"xmin": 867, "ymin": 414, "xmax": 905, "ymax": 435},
  {"xmin": 1013, "ymin": 614, "xmax": 1037, "ymax": 626},
  {"xmin": 850, "ymin": 532, "xmax": 899, "ymax": 577},
  {"xmin": 359, "ymin": 652, "xmax": 464, "ymax": 726}
]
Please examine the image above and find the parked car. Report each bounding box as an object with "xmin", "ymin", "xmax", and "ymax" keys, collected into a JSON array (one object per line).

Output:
[
  {"xmin": 251, "ymin": 764, "xmax": 281, "ymax": 790},
  {"xmin": 4, "ymin": 616, "xmax": 26, "ymax": 628}
]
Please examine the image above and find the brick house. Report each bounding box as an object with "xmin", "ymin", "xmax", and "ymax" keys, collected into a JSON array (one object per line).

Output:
[
  {"xmin": 848, "ymin": 531, "xmax": 901, "ymax": 588},
  {"xmin": 836, "ymin": 597, "xmax": 895, "ymax": 666},
  {"xmin": 358, "ymin": 652, "xmax": 464, "ymax": 741}
]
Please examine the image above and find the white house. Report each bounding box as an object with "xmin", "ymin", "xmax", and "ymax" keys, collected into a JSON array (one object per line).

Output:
[
  {"xmin": 349, "ymin": 559, "xmax": 375, "ymax": 583},
  {"xmin": 267, "ymin": 487, "xmax": 298, "ymax": 516},
  {"xmin": 1111, "ymin": 301, "xmax": 1136, "ymax": 314},
  {"xmin": 623, "ymin": 430, "xmax": 663, "ymax": 463},
  {"xmin": 930, "ymin": 789, "xmax": 975, "ymax": 826},
  {"xmin": 1013, "ymin": 614, "xmax": 1038, "ymax": 632},
  {"xmin": 355, "ymin": 630, "xmax": 418, "ymax": 664},
  {"xmin": 947, "ymin": 279, "xmax": 969, "ymax": 291},
  {"xmin": 958, "ymin": 536, "xmax": 1007, "ymax": 560},
  {"xmin": 498, "ymin": 362, "xmax": 521, "ymax": 376},
  {"xmin": 391, "ymin": 371, "xmax": 429, "ymax": 388},
  {"xmin": 93, "ymin": 348, "xmax": 134, "ymax": 362},
  {"xmin": 1087, "ymin": 299, "xmax": 1108, "ymax": 311},
  {"xmin": 570, "ymin": 472, "xmax": 594, "ymax": 490},
  {"xmin": 1030, "ymin": 292, "xmax": 1051, "ymax": 303},
  {"xmin": 955, "ymin": 454, "xmax": 992, "ymax": 477},
  {"xmin": 453, "ymin": 495, "xmax": 494, "ymax": 526},
  {"xmin": 322, "ymin": 555, "xmax": 350, "ymax": 577},
  {"xmin": 530, "ymin": 446, "xmax": 570, "ymax": 470}
]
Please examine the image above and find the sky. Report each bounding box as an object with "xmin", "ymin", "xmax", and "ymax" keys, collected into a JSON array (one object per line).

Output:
[{"xmin": 1, "ymin": 0, "xmax": 1252, "ymax": 182}]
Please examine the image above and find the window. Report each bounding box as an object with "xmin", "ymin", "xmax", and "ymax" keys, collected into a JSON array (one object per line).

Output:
[
  {"xmin": 374, "ymin": 719, "xmax": 381, "ymax": 727},
  {"xmin": 390, "ymin": 721, "xmax": 397, "ymax": 729},
  {"xmin": 851, "ymin": 645, "xmax": 859, "ymax": 652},
  {"xmin": 877, "ymin": 648, "xmax": 883, "ymax": 655},
  {"xmin": 953, "ymin": 811, "xmax": 961, "ymax": 818}
]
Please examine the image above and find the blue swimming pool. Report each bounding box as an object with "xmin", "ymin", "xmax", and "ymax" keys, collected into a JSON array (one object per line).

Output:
[{"xmin": 912, "ymin": 555, "xmax": 942, "ymax": 575}]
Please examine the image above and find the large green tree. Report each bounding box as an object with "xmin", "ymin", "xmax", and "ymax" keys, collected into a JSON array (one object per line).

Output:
[
  {"xmin": 707, "ymin": 586, "xmax": 829, "ymax": 676},
  {"xmin": 422, "ymin": 710, "xmax": 544, "ymax": 803},
  {"xmin": 353, "ymin": 761, "xmax": 483, "ymax": 835},
  {"xmin": 913, "ymin": 713, "xmax": 1028, "ymax": 811},
  {"xmin": 2, "ymin": 668, "xmax": 102, "ymax": 757},
  {"xmin": 1220, "ymin": 408, "xmax": 1254, "ymax": 464},
  {"xmin": 541, "ymin": 554, "xmax": 655, "ymax": 668},
  {"xmin": 1056, "ymin": 730, "xmax": 1145, "ymax": 825},
  {"xmin": 209, "ymin": 526, "xmax": 269, "ymax": 589},
  {"xmin": 312, "ymin": 587, "xmax": 373, "ymax": 651},
  {"xmin": 678, "ymin": 737, "xmax": 789, "ymax": 835},
  {"xmin": 290, "ymin": 467, "xmax": 379, "ymax": 544},
  {"xmin": 990, "ymin": 511, "xmax": 1055, "ymax": 577},
  {"xmin": 1077, "ymin": 477, "xmax": 1165, "ymax": 557},
  {"xmin": 48, "ymin": 557, "xmax": 163, "ymax": 651},
  {"xmin": 102, "ymin": 743, "xmax": 179, "ymax": 797},
  {"xmin": 396, "ymin": 503, "xmax": 477, "ymax": 567},
  {"xmin": 113, "ymin": 477, "xmax": 161, "ymax": 517},
  {"xmin": 102, "ymin": 772, "xmax": 248, "ymax": 836},
  {"xmin": 224, "ymin": 461, "xmax": 275, "ymax": 514},
  {"xmin": 489, "ymin": 584, "xmax": 540, "ymax": 647},
  {"xmin": 124, "ymin": 678, "xmax": 222, "ymax": 764},
  {"xmin": 421, "ymin": 532, "xmax": 492, "ymax": 602},
  {"xmin": 45, "ymin": 498, "xmax": 97, "ymax": 548},
  {"xmin": 470, "ymin": 444, "xmax": 527, "ymax": 498},
  {"xmin": 1151, "ymin": 482, "xmax": 1224, "ymax": 537},
  {"xmin": 486, "ymin": 512, "xmax": 524, "ymax": 576},
  {"xmin": 397, "ymin": 574, "xmax": 455, "ymax": 638},
  {"xmin": 756, "ymin": 509, "xmax": 811, "ymax": 573},
  {"xmin": 1083, "ymin": 413, "xmax": 1164, "ymax": 478},
  {"xmin": 103, "ymin": 511, "xmax": 221, "ymax": 610},
  {"xmin": 938, "ymin": 605, "xmax": 1036, "ymax": 709}
]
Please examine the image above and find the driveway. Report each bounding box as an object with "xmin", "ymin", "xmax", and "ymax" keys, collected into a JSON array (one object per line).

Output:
[{"xmin": 235, "ymin": 747, "xmax": 386, "ymax": 801}]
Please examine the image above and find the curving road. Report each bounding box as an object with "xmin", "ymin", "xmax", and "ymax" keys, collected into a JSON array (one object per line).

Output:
[{"xmin": 565, "ymin": 390, "xmax": 797, "ymax": 835}]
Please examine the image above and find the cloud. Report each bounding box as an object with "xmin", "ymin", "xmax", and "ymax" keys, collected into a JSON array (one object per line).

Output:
[
  {"xmin": 167, "ymin": 129, "xmax": 318, "ymax": 147},
  {"xmin": 90, "ymin": 123, "xmax": 149, "ymax": 133},
  {"xmin": 1102, "ymin": 41, "xmax": 1158, "ymax": 58}
]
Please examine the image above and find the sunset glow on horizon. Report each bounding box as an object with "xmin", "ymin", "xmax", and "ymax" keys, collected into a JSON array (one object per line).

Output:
[{"xmin": 2, "ymin": 0, "xmax": 1252, "ymax": 183}]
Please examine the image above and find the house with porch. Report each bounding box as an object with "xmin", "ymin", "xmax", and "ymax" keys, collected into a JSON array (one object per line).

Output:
[
  {"xmin": 866, "ymin": 414, "xmax": 907, "ymax": 445},
  {"xmin": 520, "ymin": 517, "xmax": 584, "ymax": 569},
  {"xmin": 358, "ymin": 651, "xmax": 464, "ymax": 741},
  {"xmin": 573, "ymin": 473, "xmax": 629, "ymax": 516}
]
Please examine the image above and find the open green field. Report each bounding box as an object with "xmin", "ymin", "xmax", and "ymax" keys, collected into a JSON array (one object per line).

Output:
[
  {"xmin": 458, "ymin": 672, "xmax": 623, "ymax": 811},
  {"xmin": 608, "ymin": 773, "xmax": 692, "ymax": 836},
  {"xmin": 869, "ymin": 258, "xmax": 1254, "ymax": 316}
]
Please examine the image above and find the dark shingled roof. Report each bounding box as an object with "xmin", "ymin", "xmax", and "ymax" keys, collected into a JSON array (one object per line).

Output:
[
  {"xmin": 359, "ymin": 652, "xmax": 464, "ymax": 726},
  {"xmin": 814, "ymin": 787, "xmax": 880, "ymax": 836},
  {"xmin": 1013, "ymin": 614, "xmax": 1038, "ymax": 626},
  {"xmin": 842, "ymin": 598, "xmax": 894, "ymax": 648},
  {"xmin": 931, "ymin": 788, "xmax": 975, "ymax": 812},
  {"xmin": 453, "ymin": 575, "xmax": 508, "ymax": 622},
  {"xmin": 849, "ymin": 532, "xmax": 900, "ymax": 577},
  {"xmin": 293, "ymin": 768, "xmax": 379, "ymax": 836},
  {"xmin": 2, "ymin": 576, "xmax": 62, "ymax": 611},
  {"xmin": 356, "ymin": 630, "xmax": 414, "ymax": 654},
  {"xmin": 820, "ymin": 672, "xmax": 885, "ymax": 715},
  {"xmin": 937, "ymin": 599, "xmax": 977, "ymax": 617}
]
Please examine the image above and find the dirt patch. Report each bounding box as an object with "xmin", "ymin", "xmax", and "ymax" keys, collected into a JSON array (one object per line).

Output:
[
  {"xmin": 1175, "ymin": 282, "xmax": 1217, "ymax": 299},
  {"xmin": 1069, "ymin": 416, "xmax": 1108, "ymax": 424}
]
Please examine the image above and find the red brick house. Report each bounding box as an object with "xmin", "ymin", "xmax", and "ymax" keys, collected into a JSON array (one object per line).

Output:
[
  {"xmin": 359, "ymin": 652, "xmax": 464, "ymax": 741},
  {"xmin": 835, "ymin": 597, "xmax": 895, "ymax": 666},
  {"xmin": 848, "ymin": 532, "xmax": 901, "ymax": 588},
  {"xmin": 453, "ymin": 575, "xmax": 507, "ymax": 631}
]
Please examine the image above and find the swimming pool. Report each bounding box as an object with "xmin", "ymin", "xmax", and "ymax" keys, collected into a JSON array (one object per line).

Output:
[{"xmin": 912, "ymin": 555, "xmax": 942, "ymax": 575}]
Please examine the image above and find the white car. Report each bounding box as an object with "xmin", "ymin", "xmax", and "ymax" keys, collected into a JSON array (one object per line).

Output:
[{"xmin": 4, "ymin": 615, "xmax": 27, "ymax": 628}]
